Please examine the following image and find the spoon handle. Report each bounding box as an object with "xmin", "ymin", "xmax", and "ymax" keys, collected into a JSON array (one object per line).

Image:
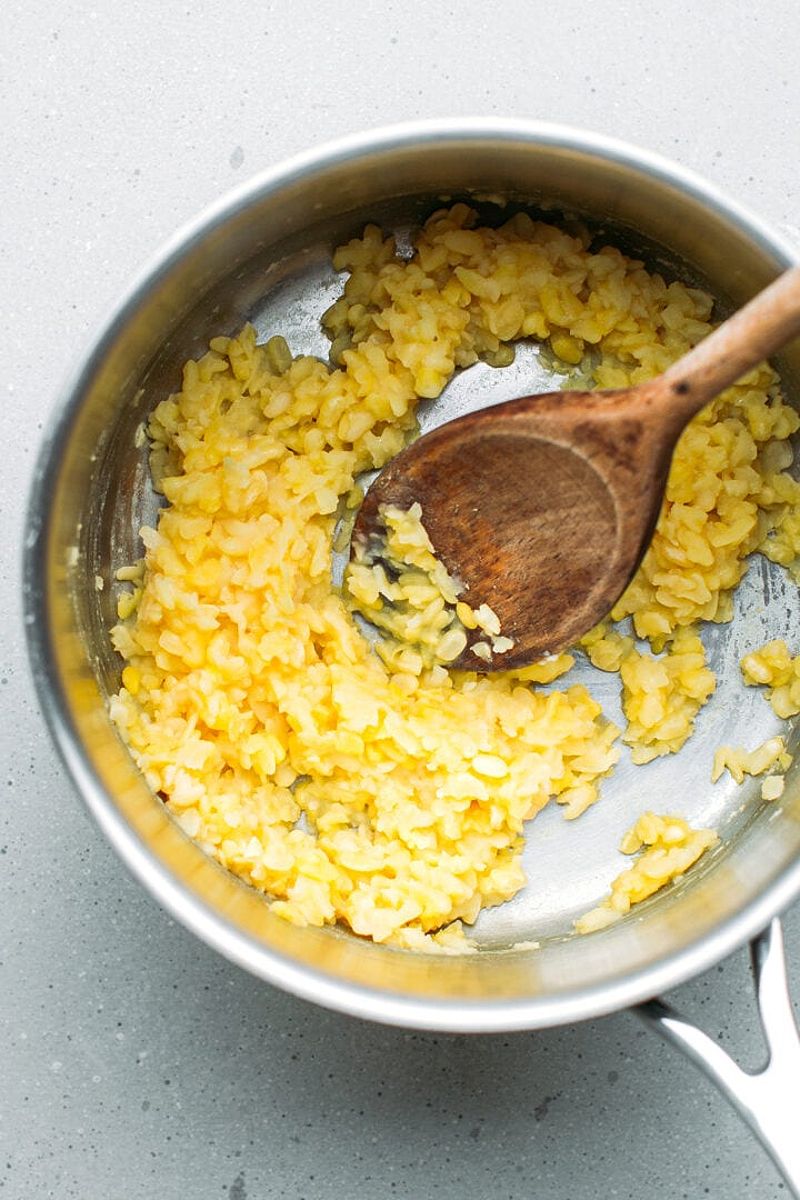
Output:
[{"xmin": 660, "ymin": 264, "xmax": 800, "ymax": 415}]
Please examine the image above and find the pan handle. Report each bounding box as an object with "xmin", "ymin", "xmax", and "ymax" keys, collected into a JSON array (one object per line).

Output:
[{"xmin": 635, "ymin": 919, "xmax": 800, "ymax": 1196}]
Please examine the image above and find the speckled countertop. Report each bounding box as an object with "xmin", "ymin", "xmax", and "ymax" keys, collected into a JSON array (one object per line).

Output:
[{"xmin": 3, "ymin": 3, "xmax": 800, "ymax": 1197}]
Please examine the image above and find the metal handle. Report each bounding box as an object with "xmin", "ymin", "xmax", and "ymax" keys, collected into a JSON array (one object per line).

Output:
[{"xmin": 635, "ymin": 919, "xmax": 800, "ymax": 1196}]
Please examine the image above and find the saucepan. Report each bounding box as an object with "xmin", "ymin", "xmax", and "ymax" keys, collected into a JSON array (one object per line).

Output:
[{"xmin": 23, "ymin": 120, "xmax": 800, "ymax": 1191}]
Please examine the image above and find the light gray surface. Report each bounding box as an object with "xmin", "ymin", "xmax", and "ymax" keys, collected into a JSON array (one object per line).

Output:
[{"xmin": 3, "ymin": 1, "xmax": 800, "ymax": 1196}]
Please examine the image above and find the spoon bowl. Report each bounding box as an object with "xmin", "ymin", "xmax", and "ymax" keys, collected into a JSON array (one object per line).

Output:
[{"xmin": 351, "ymin": 265, "xmax": 800, "ymax": 669}]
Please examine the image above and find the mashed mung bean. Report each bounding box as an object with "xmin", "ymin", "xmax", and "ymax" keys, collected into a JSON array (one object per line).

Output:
[
  {"xmin": 574, "ymin": 812, "xmax": 719, "ymax": 933},
  {"xmin": 109, "ymin": 205, "xmax": 800, "ymax": 947},
  {"xmin": 741, "ymin": 639, "xmax": 800, "ymax": 718},
  {"xmin": 711, "ymin": 735, "xmax": 792, "ymax": 785}
]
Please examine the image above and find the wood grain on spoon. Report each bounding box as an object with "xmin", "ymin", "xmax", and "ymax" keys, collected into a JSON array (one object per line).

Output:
[{"xmin": 351, "ymin": 265, "xmax": 800, "ymax": 671}]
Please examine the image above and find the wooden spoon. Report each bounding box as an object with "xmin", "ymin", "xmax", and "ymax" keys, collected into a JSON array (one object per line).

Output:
[{"xmin": 351, "ymin": 266, "xmax": 800, "ymax": 671}]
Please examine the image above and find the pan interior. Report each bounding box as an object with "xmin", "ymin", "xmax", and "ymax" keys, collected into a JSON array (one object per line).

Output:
[{"xmin": 86, "ymin": 197, "xmax": 800, "ymax": 952}]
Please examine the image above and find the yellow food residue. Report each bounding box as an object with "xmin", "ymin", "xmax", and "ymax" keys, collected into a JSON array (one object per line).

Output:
[
  {"xmin": 761, "ymin": 775, "xmax": 786, "ymax": 802},
  {"xmin": 741, "ymin": 639, "xmax": 800, "ymax": 718},
  {"xmin": 575, "ymin": 812, "xmax": 719, "ymax": 933},
  {"xmin": 344, "ymin": 501, "xmax": 513, "ymax": 668},
  {"xmin": 108, "ymin": 205, "xmax": 800, "ymax": 948},
  {"xmin": 711, "ymin": 735, "xmax": 791, "ymax": 785}
]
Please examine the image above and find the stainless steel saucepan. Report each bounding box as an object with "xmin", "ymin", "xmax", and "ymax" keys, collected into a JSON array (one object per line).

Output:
[{"xmin": 23, "ymin": 120, "xmax": 800, "ymax": 1192}]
